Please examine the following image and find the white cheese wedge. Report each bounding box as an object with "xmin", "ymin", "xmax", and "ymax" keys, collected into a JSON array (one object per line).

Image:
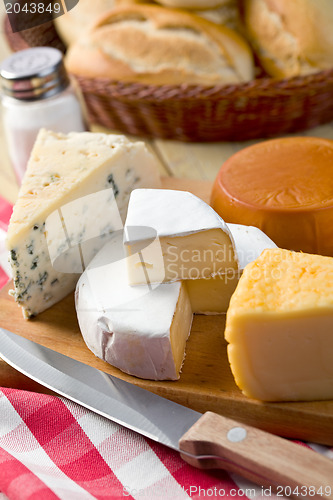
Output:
[
  {"xmin": 186, "ymin": 224, "xmax": 277, "ymax": 314},
  {"xmin": 6, "ymin": 129, "xmax": 161, "ymax": 318},
  {"xmin": 225, "ymin": 248, "xmax": 333, "ymax": 401},
  {"xmin": 124, "ymin": 189, "xmax": 238, "ymax": 285},
  {"xmin": 75, "ymin": 235, "xmax": 193, "ymax": 380}
]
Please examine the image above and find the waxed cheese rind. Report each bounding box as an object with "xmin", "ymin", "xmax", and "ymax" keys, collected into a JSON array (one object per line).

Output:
[{"xmin": 211, "ymin": 137, "xmax": 333, "ymax": 256}]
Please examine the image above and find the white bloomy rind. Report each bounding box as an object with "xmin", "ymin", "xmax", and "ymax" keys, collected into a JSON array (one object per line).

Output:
[
  {"xmin": 124, "ymin": 189, "xmax": 232, "ymax": 240},
  {"xmin": 226, "ymin": 223, "xmax": 277, "ymax": 271},
  {"xmin": 75, "ymin": 236, "xmax": 192, "ymax": 380},
  {"xmin": 124, "ymin": 189, "xmax": 238, "ymax": 284}
]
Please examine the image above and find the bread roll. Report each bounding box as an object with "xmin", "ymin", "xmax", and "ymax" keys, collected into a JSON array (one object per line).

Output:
[
  {"xmin": 155, "ymin": 0, "xmax": 229, "ymax": 8},
  {"xmin": 242, "ymin": 0, "xmax": 333, "ymax": 78},
  {"xmin": 54, "ymin": 0, "xmax": 153, "ymax": 46},
  {"xmin": 66, "ymin": 4, "xmax": 254, "ymax": 86}
]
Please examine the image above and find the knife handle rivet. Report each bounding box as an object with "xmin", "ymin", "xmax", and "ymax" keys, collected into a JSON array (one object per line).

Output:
[{"xmin": 227, "ymin": 427, "xmax": 247, "ymax": 443}]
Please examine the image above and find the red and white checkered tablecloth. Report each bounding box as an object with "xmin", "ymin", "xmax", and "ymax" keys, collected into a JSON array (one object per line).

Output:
[{"xmin": 0, "ymin": 195, "xmax": 332, "ymax": 500}]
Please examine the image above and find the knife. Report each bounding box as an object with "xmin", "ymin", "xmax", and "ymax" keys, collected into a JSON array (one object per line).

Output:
[{"xmin": 0, "ymin": 327, "xmax": 332, "ymax": 499}]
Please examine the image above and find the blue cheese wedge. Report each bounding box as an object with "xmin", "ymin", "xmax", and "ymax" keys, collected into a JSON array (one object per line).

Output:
[
  {"xmin": 6, "ymin": 129, "xmax": 161, "ymax": 318},
  {"xmin": 75, "ymin": 235, "xmax": 192, "ymax": 380},
  {"xmin": 124, "ymin": 189, "xmax": 238, "ymax": 285}
]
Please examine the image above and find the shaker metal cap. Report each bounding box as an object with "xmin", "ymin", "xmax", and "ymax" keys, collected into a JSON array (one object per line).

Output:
[{"xmin": 0, "ymin": 47, "xmax": 70, "ymax": 101}]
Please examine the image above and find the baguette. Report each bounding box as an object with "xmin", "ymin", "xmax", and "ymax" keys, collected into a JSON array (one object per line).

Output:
[{"xmin": 66, "ymin": 4, "xmax": 254, "ymax": 86}]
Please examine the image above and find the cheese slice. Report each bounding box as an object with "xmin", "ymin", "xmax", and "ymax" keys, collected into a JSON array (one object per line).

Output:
[
  {"xmin": 124, "ymin": 188, "xmax": 237, "ymax": 285},
  {"xmin": 186, "ymin": 223, "xmax": 277, "ymax": 314},
  {"xmin": 6, "ymin": 129, "xmax": 161, "ymax": 318},
  {"xmin": 225, "ymin": 248, "xmax": 333, "ymax": 401},
  {"xmin": 75, "ymin": 235, "xmax": 193, "ymax": 380}
]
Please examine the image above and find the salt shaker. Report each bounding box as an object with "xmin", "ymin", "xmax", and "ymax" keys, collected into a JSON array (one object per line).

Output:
[{"xmin": 0, "ymin": 47, "xmax": 87, "ymax": 183}]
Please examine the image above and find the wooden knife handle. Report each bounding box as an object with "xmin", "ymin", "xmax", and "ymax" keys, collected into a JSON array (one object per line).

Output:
[{"xmin": 179, "ymin": 412, "xmax": 333, "ymax": 499}]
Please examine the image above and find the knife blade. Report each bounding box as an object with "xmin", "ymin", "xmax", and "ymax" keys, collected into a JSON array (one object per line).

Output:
[{"xmin": 0, "ymin": 327, "xmax": 333, "ymax": 498}]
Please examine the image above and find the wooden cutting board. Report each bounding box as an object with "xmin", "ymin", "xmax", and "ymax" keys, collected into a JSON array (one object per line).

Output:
[{"xmin": 1, "ymin": 177, "xmax": 333, "ymax": 446}]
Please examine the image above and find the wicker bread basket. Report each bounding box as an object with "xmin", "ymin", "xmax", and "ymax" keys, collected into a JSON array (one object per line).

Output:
[{"xmin": 4, "ymin": 15, "xmax": 333, "ymax": 142}]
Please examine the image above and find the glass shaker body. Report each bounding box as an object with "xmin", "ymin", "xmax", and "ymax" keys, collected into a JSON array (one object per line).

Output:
[{"xmin": 0, "ymin": 47, "xmax": 87, "ymax": 183}]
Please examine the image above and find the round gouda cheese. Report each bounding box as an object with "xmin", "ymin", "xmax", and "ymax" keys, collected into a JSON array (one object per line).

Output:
[{"xmin": 211, "ymin": 137, "xmax": 333, "ymax": 256}]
